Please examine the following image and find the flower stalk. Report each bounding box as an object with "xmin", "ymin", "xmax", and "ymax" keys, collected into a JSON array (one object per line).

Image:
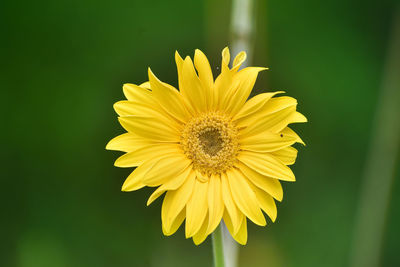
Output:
[
  {"xmin": 222, "ymin": 0, "xmax": 256, "ymax": 266},
  {"xmin": 212, "ymin": 223, "xmax": 225, "ymax": 267}
]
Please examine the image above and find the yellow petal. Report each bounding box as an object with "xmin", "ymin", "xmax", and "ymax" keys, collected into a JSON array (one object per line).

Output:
[
  {"xmin": 118, "ymin": 116, "xmax": 180, "ymax": 142},
  {"xmin": 290, "ymin": 111, "xmax": 308, "ymax": 123},
  {"xmin": 162, "ymin": 207, "xmax": 186, "ymax": 236},
  {"xmin": 222, "ymin": 211, "xmax": 235, "ymax": 236},
  {"xmin": 221, "ymin": 47, "xmax": 230, "ymax": 70},
  {"xmin": 162, "ymin": 171, "xmax": 196, "ymax": 233},
  {"xmin": 121, "ymin": 158, "xmax": 158, "ymax": 191},
  {"xmin": 194, "ymin": 49, "xmax": 214, "ymax": 101},
  {"xmin": 206, "ymin": 174, "xmax": 224, "ymax": 235},
  {"xmin": 147, "ymin": 166, "xmax": 192, "ymax": 206},
  {"xmin": 115, "ymin": 144, "xmax": 182, "ymax": 168},
  {"xmin": 113, "ymin": 101, "xmax": 182, "ymax": 131},
  {"xmin": 247, "ymin": 182, "xmax": 277, "ymax": 222},
  {"xmin": 193, "ymin": 214, "xmax": 209, "ymax": 245},
  {"xmin": 239, "ymin": 105, "xmax": 296, "ymax": 136},
  {"xmin": 221, "ymin": 173, "xmax": 242, "ymax": 234},
  {"xmin": 231, "ymin": 51, "xmax": 247, "ymax": 73},
  {"xmin": 233, "ymin": 91, "xmax": 284, "ymax": 121},
  {"xmin": 213, "ymin": 68, "xmax": 233, "ymax": 109},
  {"xmin": 226, "ymin": 168, "xmax": 266, "ymax": 226},
  {"xmin": 233, "ymin": 216, "xmax": 248, "ymax": 245},
  {"xmin": 181, "ymin": 56, "xmax": 206, "ymax": 113},
  {"xmin": 281, "ymin": 127, "xmax": 306, "ymax": 145},
  {"xmin": 238, "ymin": 162, "xmax": 283, "ymax": 201},
  {"xmin": 223, "ymin": 211, "xmax": 247, "ymax": 245},
  {"xmin": 142, "ymin": 154, "xmax": 191, "ymax": 187},
  {"xmin": 240, "ymin": 132, "xmax": 297, "ymax": 153},
  {"xmin": 186, "ymin": 179, "xmax": 209, "ymax": 238},
  {"xmin": 261, "ymin": 96, "xmax": 298, "ymax": 115},
  {"xmin": 122, "ymin": 83, "xmax": 152, "ymax": 102},
  {"xmin": 114, "ymin": 143, "xmax": 183, "ymax": 168},
  {"xmin": 237, "ymin": 96, "xmax": 297, "ymax": 128},
  {"xmin": 238, "ymin": 151, "xmax": 295, "ymax": 181},
  {"xmin": 106, "ymin": 133, "xmax": 151, "ymax": 152},
  {"xmin": 195, "ymin": 170, "xmax": 209, "ymax": 183},
  {"xmin": 212, "ymin": 47, "xmax": 233, "ymax": 108},
  {"xmin": 139, "ymin": 81, "xmax": 151, "ymax": 89},
  {"xmin": 271, "ymin": 147, "xmax": 298, "ymax": 165},
  {"xmin": 148, "ymin": 68, "xmax": 189, "ymax": 122},
  {"xmin": 224, "ymin": 67, "xmax": 267, "ymax": 116},
  {"xmin": 114, "ymin": 100, "xmax": 144, "ymax": 116},
  {"xmin": 175, "ymin": 51, "xmax": 185, "ymax": 98}
]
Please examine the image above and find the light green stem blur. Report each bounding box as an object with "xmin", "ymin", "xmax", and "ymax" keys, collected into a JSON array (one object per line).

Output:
[
  {"xmin": 350, "ymin": 5, "xmax": 400, "ymax": 267},
  {"xmin": 212, "ymin": 224, "xmax": 225, "ymax": 267},
  {"xmin": 220, "ymin": 1, "xmax": 257, "ymax": 267}
]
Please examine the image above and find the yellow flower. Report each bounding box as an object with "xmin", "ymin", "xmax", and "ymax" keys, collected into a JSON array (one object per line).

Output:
[{"xmin": 106, "ymin": 47, "xmax": 307, "ymax": 245}]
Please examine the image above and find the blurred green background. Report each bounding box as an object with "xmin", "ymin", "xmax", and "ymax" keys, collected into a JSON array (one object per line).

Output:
[{"xmin": 1, "ymin": 0, "xmax": 399, "ymax": 266}]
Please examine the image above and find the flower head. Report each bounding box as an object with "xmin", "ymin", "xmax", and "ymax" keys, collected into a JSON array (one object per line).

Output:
[{"xmin": 107, "ymin": 47, "xmax": 307, "ymax": 245}]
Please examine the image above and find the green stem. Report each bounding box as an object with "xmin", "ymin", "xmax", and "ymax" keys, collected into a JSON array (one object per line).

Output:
[{"xmin": 212, "ymin": 224, "xmax": 225, "ymax": 267}]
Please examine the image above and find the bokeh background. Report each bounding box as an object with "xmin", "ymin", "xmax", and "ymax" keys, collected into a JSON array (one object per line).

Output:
[{"xmin": 1, "ymin": 0, "xmax": 399, "ymax": 266}]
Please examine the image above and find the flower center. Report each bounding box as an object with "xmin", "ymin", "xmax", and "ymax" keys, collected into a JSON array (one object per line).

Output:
[
  {"xmin": 181, "ymin": 112, "xmax": 239, "ymax": 178},
  {"xmin": 198, "ymin": 129, "xmax": 223, "ymax": 156}
]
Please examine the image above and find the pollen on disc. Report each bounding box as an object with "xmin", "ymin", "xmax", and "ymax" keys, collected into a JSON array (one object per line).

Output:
[{"xmin": 181, "ymin": 112, "xmax": 239, "ymax": 178}]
